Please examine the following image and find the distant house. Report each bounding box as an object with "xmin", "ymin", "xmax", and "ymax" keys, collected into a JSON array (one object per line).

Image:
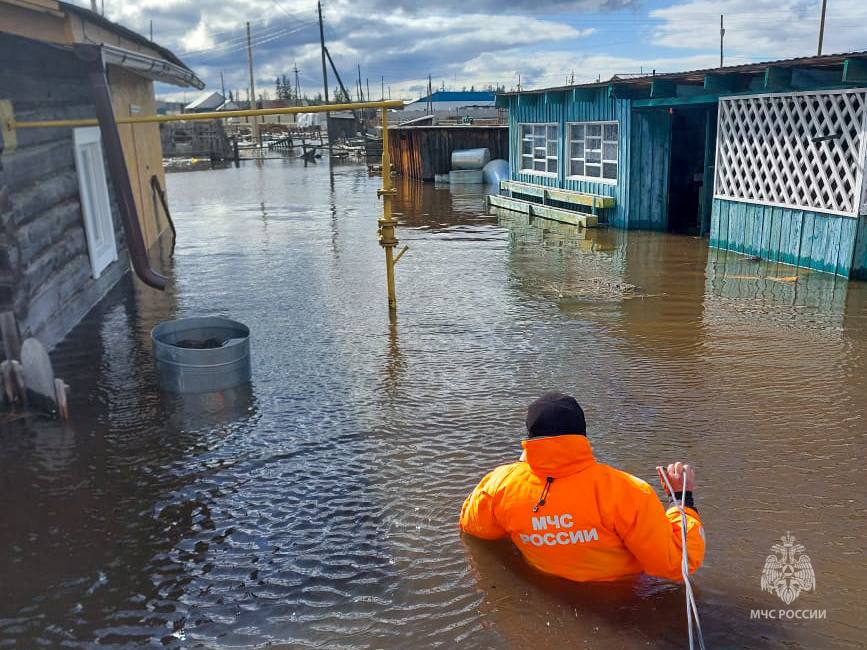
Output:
[
  {"xmin": 395, "ymin": 90, "xmax": 501, "ymax": 126},
  {"xmin": 493, "ymin": 51, "xmax": 867, "ymax": 279},
  {"xmin": 0, "ymin": 0, "xmax": 203, "ymax": 349},
  {"xmin": 184, "ymin": 91, "xmax": 225, "ymax": 113},
  {"xmin": 405, "ymin": 90, "xmax": 496, "ymax": 111}
]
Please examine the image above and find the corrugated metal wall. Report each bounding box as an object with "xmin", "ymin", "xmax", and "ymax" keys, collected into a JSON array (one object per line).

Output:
[
  {"xmin": 709, "ymin": 198, "xmax": 859, "ymax": 277},
  {"xmin": 506, "ymin": 92, "xmax": 671, "ymax": 230}
]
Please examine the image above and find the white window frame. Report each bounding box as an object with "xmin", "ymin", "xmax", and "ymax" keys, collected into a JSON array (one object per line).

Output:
[
  {"xmin": 73, "ymin": 127, "xmax": 118, "ymax": 279},
  {"xmin": 519, "ymin": 123, "xmax": 559, "ymax": 178},
  {"xmin": 566, "ymin": 121, "xmax": 619, "ymax": 185}
]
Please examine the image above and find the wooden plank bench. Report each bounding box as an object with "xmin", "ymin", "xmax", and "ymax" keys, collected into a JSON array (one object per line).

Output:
[
  {"xmin": 487, "ymin": 194, "xmax": 599, "ymax": 228},
  {"xmin": 493, "ymin": 180, "xmax": 615, "ymax": 226}
]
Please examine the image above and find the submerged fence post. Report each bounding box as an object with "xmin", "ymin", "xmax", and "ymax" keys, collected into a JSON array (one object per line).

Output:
[{"xmin": 378, "ymin": 106, "xmax": 399, "ymax": 315}]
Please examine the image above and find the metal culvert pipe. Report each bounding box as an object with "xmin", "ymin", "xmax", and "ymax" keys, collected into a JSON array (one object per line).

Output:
[
  {"xmin": 451, "ymin": 148, "xmax": 491, "ymax": 170},
  {"xmin": 151, "ymin": 317, "xmax": 251, "ymax": 393}
]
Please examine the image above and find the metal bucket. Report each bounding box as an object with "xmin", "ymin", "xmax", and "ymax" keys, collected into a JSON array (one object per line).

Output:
[{"xmin": 151, "ymin": 316, "xmax": 251, "ymax": 394}]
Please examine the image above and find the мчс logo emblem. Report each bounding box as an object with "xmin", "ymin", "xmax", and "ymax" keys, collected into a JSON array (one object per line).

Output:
[{"xmin": 761, "ymin": 532, "xmax": 816, "ymax": 604}]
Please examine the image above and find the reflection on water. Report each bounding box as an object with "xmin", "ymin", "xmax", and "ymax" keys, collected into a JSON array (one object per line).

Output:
[{"xmin": 1, "ymin": 158, "xmax": 865, "ymax": 649}]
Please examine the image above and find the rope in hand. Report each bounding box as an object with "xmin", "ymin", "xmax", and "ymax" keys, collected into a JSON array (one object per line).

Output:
[{"xmin": 657, "ymin": 466, "xmax": 706, "ymax": 650}]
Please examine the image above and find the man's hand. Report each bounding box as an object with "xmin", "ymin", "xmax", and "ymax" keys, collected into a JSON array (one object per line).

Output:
[{"xmin": 657, "ymin": 462, "xmax": 696, "ymax": 495}]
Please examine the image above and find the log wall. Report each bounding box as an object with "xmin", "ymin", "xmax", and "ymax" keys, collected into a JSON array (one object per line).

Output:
[{"xmin": 0, "ymin": 34, "xmax": 128, "ymax": 350}]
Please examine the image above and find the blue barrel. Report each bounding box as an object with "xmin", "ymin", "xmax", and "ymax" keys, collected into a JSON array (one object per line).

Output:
[{"xmin": 151, "ymin": 316, "xmax": 251, "ymax": 394}]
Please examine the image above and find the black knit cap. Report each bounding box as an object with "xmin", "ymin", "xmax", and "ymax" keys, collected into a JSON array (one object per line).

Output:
[{"xmin": 526, "ymin": 392, "xmax": 587, "ymax": 437}]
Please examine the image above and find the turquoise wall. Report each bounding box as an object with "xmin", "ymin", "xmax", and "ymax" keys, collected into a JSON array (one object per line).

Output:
[
  {"xmin": 851, "ymin": 217, "xmax": 867, "ymax": 280},
  {"xmin": 628, "ymin": 110, "xmax": 671, "ymax": 231},
  {"xmin": 710, "ymin": 198, "xmax": 860, "ymax": 277},
  {"xmin": 506, "ymin": 92, "xmax": 671, "ymax": 230}
]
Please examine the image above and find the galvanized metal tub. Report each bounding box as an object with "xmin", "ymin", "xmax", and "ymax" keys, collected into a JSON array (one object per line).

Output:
[{"xmin": 151, "ymin": 316, "xmax": 251, "ymax": 394}]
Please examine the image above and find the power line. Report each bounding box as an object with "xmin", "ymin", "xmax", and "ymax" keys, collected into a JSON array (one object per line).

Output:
[{"xmin": 182, "ymin": 21, "xmax": 317, "ymax": 60}]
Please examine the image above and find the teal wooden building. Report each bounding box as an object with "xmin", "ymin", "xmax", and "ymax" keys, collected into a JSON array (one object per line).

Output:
[{"xmin": 491, "ymin": 51, "xmax": 867, "ymax": 279}]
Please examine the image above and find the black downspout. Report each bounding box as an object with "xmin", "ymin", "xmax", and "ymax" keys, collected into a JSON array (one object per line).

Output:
[
  {"xmin": 74, "ymin": 44, "xmax": 167, "ymax": 290},
  {"xmin": 150, "ymin": 174, "xmax": 176, "ymax": 253}
]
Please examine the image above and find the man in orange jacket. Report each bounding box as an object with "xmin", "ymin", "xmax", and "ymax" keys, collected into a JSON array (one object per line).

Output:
[{"xmin": 460, "ymin": 392, "xmax": 705, "ymax": 582}]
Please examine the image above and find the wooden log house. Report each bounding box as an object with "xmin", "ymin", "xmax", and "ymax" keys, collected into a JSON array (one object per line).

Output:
[
  {"xmin": 0, "ymin": 0, "xmax": 203, "ymax": 351},
  {"xmin": 493, "ymin": 51, "xmax": 867, "ymax": 279}
]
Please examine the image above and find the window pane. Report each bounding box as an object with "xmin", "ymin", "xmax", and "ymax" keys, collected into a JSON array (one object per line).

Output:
[
  {"xmin": 603, "ymin": 142, "xmax": 618, "ymax": 161},
  {"xmin": 546, "ymin": 157, "xmax": 558, "ymax": 173},
  {"xmin": 585, "ymin": 163, "xmax": 601, "ymax": 178},
  {"xmin": 570, "ymin": 160, "xmax": 584, "ymax": 176},
  {"xmin": 586, "ymin": 150, "xmax": 601, "ymax": 163},
  {"xmin": 534, "ymin": 160, "xmax": 545, "ymax": 171},
  {"xmin": 547, "ymin": 140, "xmax": 558, "ymax": 156},
  {"xmin": 572, "ymin": 142, "xmax": 584, "ymax": 158},
  {"xmin": 586, "ymin": 137, "xmax": 601, "ymax": 151},
  {"xmin": 547, "ymin": 125, "xmax": 558, "ymax": 140},
  {"xmin": 604, "ymin": 123, "xmax": 618, "ymax": 141},
  {"xmin": 587, "ymin": 124, "xmax": 601, "ymax": 137},
  {"xmin": 571, "ymin": 124, "xmax": 584, "ymax": 140},
  {"xmin": 521, "ymin": 154, "xmax": 533, "ymax": 169},
  {"xmin": 603, "ymin": 162, "xmax": 618, "ymax": 180},
  {"xmin": 522, "ymin": 138, "xmax": 532, "ymax": 154}
]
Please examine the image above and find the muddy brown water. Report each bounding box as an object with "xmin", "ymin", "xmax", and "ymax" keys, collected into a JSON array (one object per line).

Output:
[{"xmin": 2, "ymin": 158, "xmax": 866, "ymax": 648}]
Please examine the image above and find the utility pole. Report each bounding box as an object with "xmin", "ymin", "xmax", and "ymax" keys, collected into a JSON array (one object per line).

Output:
[
  {"xmin": 381, "ymin": 76, "xmax": 385, "ymax": 101},
  {"xmin": 817, "ymin": 0, "xmax": 828, "ymax": 55},
  {"xmin": 427, "ymin": 74, "xmax": 433, "ymax": 114},
  {"xmin": 90, "ymin": 0, "xmax": 97, "ymax": 12},
  {"xmin": 367, "ymin": 78, "xmax": 371, "ymax": 104},
  {"xmin": 517, "ymin": 73, "xmax": 521, "ymax": 92},
  {"xmin": 294, "ymin": 63, "xmax": 301, "ymax": 106},
  {"xmin": 720, "ymin": 15, "xmax": 725, "ymax": 68},
  {"xmin": 317, "ymin": 0, "xmax": 330, "ymax": 146},
  {"xmin": 246, "ymin": 21, "xmax": 260, "ymax": 147},
  {"xmin": 149, "ymin": 19, "xmax": 153, "ymax": 42},
  {"xmin": 220, "ymin": 71, "xmax": 226, "ymax": 98}
]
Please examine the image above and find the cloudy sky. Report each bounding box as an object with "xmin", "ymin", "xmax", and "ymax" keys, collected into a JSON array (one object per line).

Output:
[{"xmin": 69, "ymin": 0, "xmax": 867, "ymax": 102}]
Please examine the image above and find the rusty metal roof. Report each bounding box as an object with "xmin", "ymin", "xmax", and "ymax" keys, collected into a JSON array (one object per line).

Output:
[{"xmin": 499, "ymin": 50, "xmax": 867, "ymax": 96}]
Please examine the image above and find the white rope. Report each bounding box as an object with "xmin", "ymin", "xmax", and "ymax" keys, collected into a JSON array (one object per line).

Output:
[{"xmin": 658, "ymin": 467, "xmax": 706, "ymax": 650}]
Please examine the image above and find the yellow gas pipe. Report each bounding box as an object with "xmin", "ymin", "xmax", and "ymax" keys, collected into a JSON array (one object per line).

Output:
[
  {"xmin": 377, "ymin": 106, "xmax": 407, "ymax": 316},
  {"xmin": 3, "ymin": 99, "xmax": 408, "ymax": 315}
]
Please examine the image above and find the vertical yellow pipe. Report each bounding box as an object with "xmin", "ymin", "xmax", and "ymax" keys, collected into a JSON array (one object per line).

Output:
[{"xmin": 379, "ymin": 106, "xmax": 398, "ymax": 314}]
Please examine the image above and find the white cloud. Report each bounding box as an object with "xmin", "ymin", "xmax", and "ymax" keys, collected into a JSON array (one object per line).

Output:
[{"xmin": 650, "ymin": 0, "xmax": 867, "ymax": 59}]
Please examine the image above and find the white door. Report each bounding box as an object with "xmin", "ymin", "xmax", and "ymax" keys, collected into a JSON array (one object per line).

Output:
[{"xmin": 73, "ymin": 127, "xmax": 118, "ymax": 279}]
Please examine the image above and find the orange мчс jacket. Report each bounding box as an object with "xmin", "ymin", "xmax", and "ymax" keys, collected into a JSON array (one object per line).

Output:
[{"xmin": 459, "ymin": 435, "xmax": 705, "ymax": 582}]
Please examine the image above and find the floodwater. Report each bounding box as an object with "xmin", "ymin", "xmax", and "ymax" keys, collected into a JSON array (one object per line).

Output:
[{"xmin": 2, "ymin": 157, "xmax": 866, "ymax": 649}]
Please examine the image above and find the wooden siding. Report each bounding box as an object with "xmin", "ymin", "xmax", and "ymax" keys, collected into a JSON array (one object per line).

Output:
[
  {"xmin": 628, "ymin": 110, "xmax": 671, "ymax": 231},
  {"xmin": 0, "ymin": 35, "xmax": 128, "ymax": 348},
  {"xmin": 389, "ymin": 126, "xmax": 508, "ymax": 181},
  {"xmin": 850, "ymin": 216, "xmax": 867, "ymax": 280},
  {"xmin": 710, "ymin": 197, "xmax": 859, "ymax": 277},
  {"xmin": 506, "ymin": 92, "xmax": 672, "ymax": 230},
  {"xmin": 108, "ymin": 66, "xmax": 169, "ymax": 249}
]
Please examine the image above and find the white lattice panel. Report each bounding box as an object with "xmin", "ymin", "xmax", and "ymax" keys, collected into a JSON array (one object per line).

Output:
[{"xmin": 715, "ymin": 89, "xmax": 867, "ymax": 216}]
